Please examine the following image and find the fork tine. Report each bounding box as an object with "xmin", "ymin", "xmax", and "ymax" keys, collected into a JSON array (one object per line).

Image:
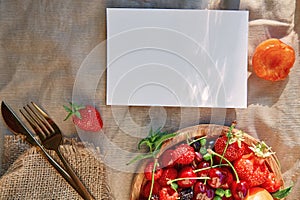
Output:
[
  {"xmin": 27, "ymin": 104, "xmax": 54, "ymax": 134},
  {"xmin": 31, "ymin": 102, "xmax": 61, "ymax": 133},
  {"xmin": 20, "ymin": 107, "xmax": 47, "ymax": 141},
  {"xmin": 31, "ymin": 102, "xmax": 49, "ymax": 119}
]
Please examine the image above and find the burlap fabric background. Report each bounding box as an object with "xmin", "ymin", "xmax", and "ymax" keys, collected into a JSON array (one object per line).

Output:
[
  {"xmin": 0, "ymin": 0, "xmax": 299, "ymax": 199},
  {"xmin": 0, "ymin": 136, "xmax": 112, "ymax": 199}
]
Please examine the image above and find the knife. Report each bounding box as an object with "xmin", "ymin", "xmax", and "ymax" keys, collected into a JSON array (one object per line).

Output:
[{"xmin": 1, "ymin": 101, "xmax": 86, "ymax": 199}]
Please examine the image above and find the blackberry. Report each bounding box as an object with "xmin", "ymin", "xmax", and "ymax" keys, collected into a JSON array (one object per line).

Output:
[
  {"xmin": 191, "ymin": 140, "xmax": 201, "ymax": 152},
  {"xmin": 179, "ymin": 188, "xmax": 193, "ymax": 200}
]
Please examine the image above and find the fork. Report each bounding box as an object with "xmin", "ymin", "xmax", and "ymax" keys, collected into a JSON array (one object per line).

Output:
[{"xmin": 20, "ymin": 102, "xmax": 95, "ymax": 200}]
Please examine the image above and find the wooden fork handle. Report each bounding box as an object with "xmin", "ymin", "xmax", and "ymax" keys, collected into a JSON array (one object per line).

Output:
[{"xmin": 56, "ymin": 148, "xmax": 95, "ymax": 200}]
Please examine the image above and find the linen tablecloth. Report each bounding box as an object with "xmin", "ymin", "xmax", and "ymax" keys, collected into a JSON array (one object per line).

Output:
[{"xmin": 0, "ymin": 0, "xmax": 299, "ymax": 199}]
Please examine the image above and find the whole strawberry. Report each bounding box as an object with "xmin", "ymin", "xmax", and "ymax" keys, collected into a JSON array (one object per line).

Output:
[
  {"xmin": 64, "ymin": 102, "xmax": 103, "ymax": 132},
  {"xmin": 234, "ymin": 141, "xmax": 275, "ymax": 188},
  {"xmin": 234, "ymin": 153, "xmax": 269, "ymax": 187},
  {"xmin": 141, "ymin": 181, "xmax": 161, "ymax": 197},
  {"xmin": 172, "ymin": 144, "xmax": 195, "ymax": 165},
  {"xmin": 158, "ymin": 167, "xmax": 178, "ymax": 186},
  {"xmin": 214, "ymin": 131, "xmax": 247, "ymax": 162},
  {"xmin": 159, "ymin": 187, "xmax": 179, "ymax": 200},
  {"xmin": 144, "ymin": 161, "xmax": 163, "ymax": 181}
]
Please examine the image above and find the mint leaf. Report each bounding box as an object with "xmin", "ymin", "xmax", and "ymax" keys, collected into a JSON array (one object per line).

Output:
[{"xmin": 272, "ymin": 185, "xmax": 293, "ymax": 199}]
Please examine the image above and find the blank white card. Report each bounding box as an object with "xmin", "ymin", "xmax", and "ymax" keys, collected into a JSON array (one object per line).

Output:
[{"xmin": 106, "ymin": 8, "xmax": 248, "ymax": 108}]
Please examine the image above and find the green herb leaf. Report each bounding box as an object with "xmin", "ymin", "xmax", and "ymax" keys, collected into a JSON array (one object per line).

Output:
[
  {"xmin": 153, "ymin": 132, "xmax": 177, "ymax": 151},
  {"xmin": 272, "ymin": 185, "xmax": 293, "ymax": 199},
  {"xmin": 138, "ymin": 138, "xmax": 152, "ymax": 150},
  {"xmin": 128, "ymin": 129, "xmax": 177, "ymax": 165},
  {"xmin": 126, "ymin": 152, "xmax": 155, "ymax": 165}
]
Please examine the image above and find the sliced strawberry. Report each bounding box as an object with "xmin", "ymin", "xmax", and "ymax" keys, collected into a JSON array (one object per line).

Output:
[
  {"xmin": 260, "ymin": 172, "xmax": 281, "ymax": 193},
  {"xmin": 159, "ymin": 187, "xmax": 179, "ymax": 200},
  {"xmin": 172, "ymin": 144, "xmax": 195, "ymax": 165},
  {"xmin": 141, "ymin": 181, "xmax": 161, "ymax": 197},
  {"xmin": 214, "ymin": 135, "xmax": 247, "ymax": 162},
  {"xmin": 159, "ymin": 149, "xmax": 175, "ymax": 168},
  {"xmin": 64, "ymin": 102, "xmax": 103, "ymax": 132},
  {"xmin": 158, "ymin": 167, "xmax": 178, "ymax": 187},
  {"xmin": 234, "ymin": 153, "xmax": 269, "ymax": 187},
  {"xmin": 144, "ymin": 161, "xmax": 163, "ymax": 181}
]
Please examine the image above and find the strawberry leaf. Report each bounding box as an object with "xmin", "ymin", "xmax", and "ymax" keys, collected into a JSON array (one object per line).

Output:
[
  {"xmin": 249, "ymin": 141, "xmax": 275, "ymax": 158},
  {"xmin": 63, "ymin": 105, "xmax": 72, "ymax": 112},
  {"xmin": 74, "ymin": 110, "xmax": 81, "ymax": 119},
  {"xmin": 272, "ymin": 185, "xmax": 293, "ymax": 199},
  {"xmin": 63, "ymin": 102, "xmax": 86, "ymax": 121}
]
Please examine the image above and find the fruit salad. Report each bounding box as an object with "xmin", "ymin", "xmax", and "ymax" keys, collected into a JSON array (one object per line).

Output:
[{"xmin": 130, "ymin": 124, "xmax": 292, "ymax": 200}]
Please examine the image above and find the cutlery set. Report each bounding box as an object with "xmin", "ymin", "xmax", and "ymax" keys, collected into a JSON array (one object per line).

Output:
[{"xmin": 1, "ymin": 101, "xmax": 94, "ymax": 200}]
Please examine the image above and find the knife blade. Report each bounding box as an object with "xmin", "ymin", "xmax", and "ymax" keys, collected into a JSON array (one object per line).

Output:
[
  {"xmin": 1, "ymin": 101, "xmax": 37, "ymax": 145},
  {"xmin": 0, "ymin": 101, "xmax": 84, "ymax": 198}
]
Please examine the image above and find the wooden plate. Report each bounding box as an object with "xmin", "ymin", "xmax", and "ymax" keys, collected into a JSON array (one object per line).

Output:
[{"xmin": 130, "ymin": 124, "xmax": 284, "ymax": 200}]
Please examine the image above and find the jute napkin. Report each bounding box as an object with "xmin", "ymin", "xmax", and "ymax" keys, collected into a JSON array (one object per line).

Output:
[{"xmin": 0, "ymin": 136, "xmax": 113, "ymax": 200}]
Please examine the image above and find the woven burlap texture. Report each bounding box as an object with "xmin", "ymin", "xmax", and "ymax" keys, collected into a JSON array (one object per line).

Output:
[{"xmin": 0, "ymin": 136, "xmax": 112, "ymax": 200}]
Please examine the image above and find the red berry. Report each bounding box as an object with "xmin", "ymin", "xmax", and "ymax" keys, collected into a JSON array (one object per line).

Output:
[
  {"xmin": 193, "ymin": 183, "xmax": 218, "ymax": 200},
  {"xmin": 177, "ymin": 166, "xmax": 197, "ymax": 188},
  {"xmin": 193, "ymin": 181, "xmax": 208, "ymax": 194},
  {"xmin": 207, "ymin": 168, "xmax": 233, "ymax": 189},
  {"xmin": 158, "ymin": 168, "xmax": 178, "ymax": 187},
  {"xmin": 141, "ymin": 181, "xmax": 161, "ymax": 197},
  {"xmin": 194, "ymin": 152, "xmax": 203, "ymax": 163},
  {"xmin": 234, "ymin": 153, "xmax": 269, "ymax": 187},
  {"xmin": 172, "ymin": 144, "xmax": 195, "ymax": 165},
  {"xmin": 214, "ymin": 135, "xmax": 247, "ymax": 162},
  {"xmin": 196, "ymin": 161, "xmax": 210, "ymax": 177},
  {"xmin": 159, "ymin": 187, "xmax": 179, "ymax": 200},
  {"xmin": 160, "ymin": 149, "xmax": 175, "ymax": 168},
  {"xmin": 144, "ymin": 161, "xmax": 163, "ymax": 181},
  {"xmin": 231, "ymin": 180, "xmax": 249, "ymax": 200}
]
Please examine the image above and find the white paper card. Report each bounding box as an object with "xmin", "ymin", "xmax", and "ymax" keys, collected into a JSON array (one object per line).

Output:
[{"xmin": 106, "ymin": 8, "xmax": 248, "ymax": 108}]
